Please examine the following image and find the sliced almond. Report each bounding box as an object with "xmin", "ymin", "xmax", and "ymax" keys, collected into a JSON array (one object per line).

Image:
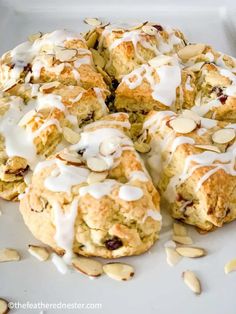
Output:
[
  {"xmin": 172, "ymin": 235, "xmax": 193, "ymax": 245},
  {"xmin": 90, "ymin": 48, "xmax": 105, "ymax": 69},
  {"xmin": 99, "ymin": 137, "xmax": 120, "ymax": 156},
  {"xmin": 87, "ymin": 157, "xmax": 109, "ymax": 172},
  {"xmin": 184, "ymin": 62, "xmax": 205, "ymax": 72},
  {"xmin": 212, "ymin": 128, "xmax": 235, "ymax": 144},
  {"xmin": 96, "ymin": 66, "xmax": 112, "ymax": 85},
  {"xmin": 86, "ymin": 32, "xmax": 98, "ymax": 49},
  {"xmin": 134, "ymin": 142, "xmax": 151, "ymax": 153},
  {"xmin": 180, "ymin": 109, "xmax": 201, "ymax": 124},
  {"xmin": 87, "ymin": 171, "xmax": 108, "ymax": 184},
  {"xmin": 55, "ymin": 47, "xmax": 77, "ymax": 62},
  {"xmin": 169, "ymin": 117, "xmax": 197, "ymax": 134},
  {"xmin": 0, "ymin": 248, "xmax": 20, "ymax": 262},
  {"xmin": 28, "ymin": 31, "xmax": 42, "ymax": 42},
  {"xmin": 128, "ymin": 22, "xmax": 147, "ymax": 31},
  {"xmin": 165, "ymin": 247, "xmax": 182, "ymax": 267},
  {"xmin": 195, "ymin": 144, "xmax": 221, "ymax": 153},
  {"xmin": 142, "ymin": 25, "xmax": 157, "ymax": 36},
  {"xmin": 18, "ymin": 110, "xmax": 36, "ymax": 127},
  {"xmin": 0, "ymin": 298, "xmax": 9, "ymax": 314},
  {"xmin": 39, "ymin": 81, "xmax": 60, "ymax": 92},
  {"xmin": 62, "ymin": 127, "xmax": 81, "ymax": 144},
  {"xmin": 84, "ymin": 18, "xmax": 102, "ymax": 27},
  {"xmin": 177, "ymin": 43, "xmax": 206, "ymax": 61},
  {"xmin": 103, "ymin": 263, "xmax": 134, "ymax": 281},
  {"xmin": 72, "ymin": 256, "xmax": 103, "ymax": 277},
  {"xmin": 173, "ymin": 222, "xmax": 188, "ymax": 236},
  {"xmin": 2, "ymin": 79, "xmax": 18, "ymax": 92},
  {"xmin": 176, "ymin": 247, "xmax": 206, "ymax": 258},
  {"xmin": 28, "ymin": 245, "xmax": 50, "ymax": 261},
  {"xmin": 224, "ymin": 258, "xmax": 236, "ymax": 274},
  {"xmin": 56, "ymin": 151, "xmax": 83, "ymax": 166},
  {"xmin": 148, "ymin": 55, "xmax": 173, "ymax": 68},
  {"xmin": 182, "ymin": 270, "xmax": 201, "ymax": 295}
]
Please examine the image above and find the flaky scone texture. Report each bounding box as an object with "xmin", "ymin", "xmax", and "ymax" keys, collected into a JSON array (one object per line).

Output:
[
  {"xmin": 143, "ymin": 110, "xmax": 236, "ymax": 231},
  {"xmin": 20, "ymin": 113, "xmax": 161, "ymax": 258}
]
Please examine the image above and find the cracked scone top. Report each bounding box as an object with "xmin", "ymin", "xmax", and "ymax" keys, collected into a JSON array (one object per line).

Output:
[
  {"xmin": 0, "ymin": 29, "xmax": 107, "ymax": 90},
  {"xmin": 20, "ymin": 113, "xmax": 161, "ymax": 259},
  {"xmin": 96, "ymin": 23, "xmax": 187, "ymax": 80},
  {"xmin": 143, "ymin": 110, "xmax": 236, "ymax": 231}
]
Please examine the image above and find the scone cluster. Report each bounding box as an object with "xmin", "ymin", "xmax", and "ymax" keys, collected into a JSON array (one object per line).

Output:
[{"xmin": 0, "ymin": 21, "xmax": 235, "ymax": 261}]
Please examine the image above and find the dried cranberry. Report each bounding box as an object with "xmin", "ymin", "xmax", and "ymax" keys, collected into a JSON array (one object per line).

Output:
[
  {"xmin": 219, "ymin": 94, "xmax": 228, "ymax": 104},
  {"xmin": 153, "ymin": 25, "xmax": 163, "ymax": 32},
  {"xmin": 105, "ymin": 237, "xmax": 123, "ymax": 250},
  {"xmin": 212, "ymin": 86, "xmax": 223, "ymax": 97}
]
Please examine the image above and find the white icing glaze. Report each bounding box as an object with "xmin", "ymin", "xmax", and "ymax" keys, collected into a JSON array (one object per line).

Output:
[
  {"xmin": 118, "ymin": 185, "xmax": 143, "ymax": 201},
  {"xmin": 44, "ymin": 160, "xmax": 90, "ymax": 193},
  {"xmin": 53, "ymin": 199, "xmax": 79, "ymax": 263},
  {"xmin": 79, "ymin": 179, "xmax": 116, "ymax": 199},
  {"xmin": 191, "ymin": 98, "xmax": 222, "ymax": 116},
  {"xmin": 51, "ymin": 253, "xmax": 68, "ymax": 274},
  {"xmin": 185, "ymin": 75, "xmax": 193, "ymax": 91},
  {"xmin": 129, "ymin": 171, "xmax": 149, "ymax": 182},
  {"xmin": 145, "ymin": 209, "xmax": 162, "ymax": 222}
]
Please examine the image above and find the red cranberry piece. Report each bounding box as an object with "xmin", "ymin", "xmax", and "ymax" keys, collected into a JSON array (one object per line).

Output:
[
  {"xmin": 153, "ymin": 25, "xmax": 163, "ymax": 32},
  {"xmin": 219, "ymin": 95, "xmax": 228, "ymax": 104},
  {"xmin": 105, "ymin": 237, "xmax": 123, "ymax": 250}
]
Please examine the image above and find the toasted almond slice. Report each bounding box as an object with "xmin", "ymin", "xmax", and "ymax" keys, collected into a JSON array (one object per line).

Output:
[
  {"xmin": 177, "ymin": 43, "xmax": 206, "ymax": 61},
  {"xmin": 99, "ymin": 137, "xmax": 120, "ymax": 156},
  {"xmin": 128, "ymin": 22, "xmax": 147, "ymax": 31},
  {"xmin": 148, "ymin": 55, "xmax": 173, "ymax": 68},
  {"xmin": 87, "ymin": 171, "xmax": 108, "ymax": 184},
  {"xmin": 173, "ymin": 223, "xmax": 188, "ymax": 236},
  {"xmin": 86, "ymin": 32, "xmax": 98, "ymax": 49},
  {"xmin": 169, "ymin": 117, "xmax": 197, "ymax": 134},
  {"xmin": 18, "ymin": 110, "xmax": 36, "ymax": 127},
  {"xmin": 55, "ymin": 47, "xmax": 77, "ymax": 62},
  {"xmin": 87, "ymin": 157, "xmax": 109, "ymax": 172},
  {"xmin": 180, "ymin": 109, "xmax": 201, "ymax": 124},
  {"xmin": 96, "ymin": 66, "xmax": 112, "ymax": 85},
  {"xmin": 2, "ymin": 79, "xmax": 18, "ymax": 92},
  {"xmin": 39, "ymin": 81, "xmax": 60, "ymax": 92},
  {"xmin": 56, "ymin": 151, "xmax": 83, "ymax": 166},
  {"xmin": 72, "ymin": 257, "xmax": 103, "ymax": 277},
  {"xmin": 134, "ymin": 142, "xmax": 151, "ymax": 153},
  {"xmin": 0, "ymin": 248, "xmax": 20, "ymax": 262},
  {"xmin": 28, "ymin": 31, "xmax": 42, "ymax": 42},
  {"xmin": 172, "ymin": 235, "xmax": 193, "ymax": 245},
  {"xmin": 165, "ymin": 247, "xmax": 182, "ymax": 267},
  {"xmin": 224, "ymin": 258, "xmax": 236, "ymax": 274},
  {"xmin": 103, "ymin": 263, "xmax": 134, "ymax": 281},
  {"xmin": 142, "ymin": 25, "xmax": 157, "ymax": 36},
  {"xmin": 90, "ymin": 48, "xmax": 105, "ymax": 68},
  {"xmin": 182, "ymin": 270, "xmax": 201, "ymax": 295},
  {"xmin": 212, "ymin": 128, "xmax": 235, "ymax": 144},
  {"xmin": 62, "ymin": 127, "xmax": 81, "ymax": 145},
  {"xmin": 84, "ymin": 18, "xmax": 102, "ymax": 26},
  {"xmin": 176, "ymin": 247, "xmax": 205, "ymax": 258},
  {"xmin": 184, "ymin": 62, "xmax": 205, "ymax": 72},
  {"xmin": 164, "ymin": 240, "xmax": 177, "ymax": 248},
  {"xmin": 0, "ymin": 298, "xmax": 9, "ymax": 314},
  {"xmin": 195, "ymin": 144, "xmax": 221, "ymax": 153},
  {"xmin": 28, "ymin": 245, "xmax": 50, "ymax": 261}
]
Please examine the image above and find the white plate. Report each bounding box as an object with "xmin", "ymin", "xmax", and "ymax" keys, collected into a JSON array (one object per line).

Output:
[{"xmin": 0, "ymin": 0, "xmax": 236, "ymax": 313}]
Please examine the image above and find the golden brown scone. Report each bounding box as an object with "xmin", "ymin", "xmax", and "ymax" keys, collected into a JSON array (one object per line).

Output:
[
  {"xmin": 0, "ymin": 82, "xmax": 109, "ymax": 201},
  {"xmin": 0, "ymin": 30, "xmax": 107, "ymax": 91},
  {"xmin": 96, "ymin": 23, "xmax": 187, "ymax": 80},
  {"xmin": 115, "ymin": 56, "xmax": 195, "ymax": 113},
  {"xmin": 20, "ymin": 113, "xmax": 161, "ymax": 259},
  {"xmin": 142, "ymin": 110, "xmax": 236, "ymax": 231}
]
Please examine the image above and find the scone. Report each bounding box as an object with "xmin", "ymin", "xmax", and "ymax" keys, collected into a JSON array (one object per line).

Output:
[
  {"xmin": 96, "ymin": 23, "xmax": 187, "ymax": 80},
  {"xmin": 183, "ymin": 62, "xmax": 236, "ymax": 121},
  {"xmin": 0, "ymin": 30, "xmax": 107, "ymax": 91},
  {"xmin": 0, "ymin": 82, "xmax": 109, "ymax": 200},
  {"xmin": 115, "ymin": 55, "xmax": 195, "ymax": 113},
  {"xmin": 142, "ymin": 109, "xmax": 236, "ymax": 231},
  {"xmin": 20, "ymin": 113, "xmax": 161, "ymax": 259}
]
